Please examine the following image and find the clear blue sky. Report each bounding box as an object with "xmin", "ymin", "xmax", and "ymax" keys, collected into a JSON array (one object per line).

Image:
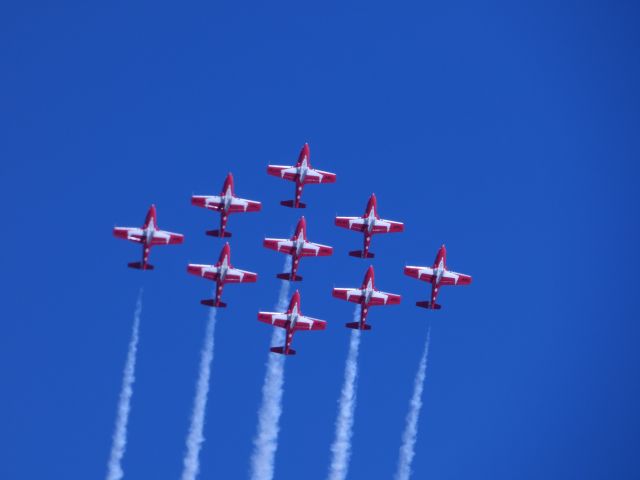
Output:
[{"xmin": 1, "ymin": 1, "xmax": 639, "ymax": 479}]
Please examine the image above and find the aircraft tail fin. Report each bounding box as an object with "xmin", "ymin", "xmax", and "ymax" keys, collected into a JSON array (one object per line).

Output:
[
  {"xmin": 276, "ymin": 273, "xmax": 303, "ymax": 282},
  {"xmin": 200, "ymin": 299, "xmax": 227, "ymax": 308},
  {"xmin": 206, "ymin": 229, "xmax": 232, "ymax": 238},
  {"xmin": 270, "ymin": 346, "xmax": 296, "ymax": 355},
  {"xmin": 280, "ymin": 200, "xmax": 306, "ymax": 209},
  {"xmin": 349, "ymin": 250, "xmax": 375, "ymax": 259},
  {"xmin": 416, "ymin": 301, "xmax": 441, "ymax": 310},
  {"xmin": 345, "ymin": 321, "xmax": 372, "ymax": 331},
  {"xmin": 128, "ymin": 262, "xmax": 154, "ymax": 270}
]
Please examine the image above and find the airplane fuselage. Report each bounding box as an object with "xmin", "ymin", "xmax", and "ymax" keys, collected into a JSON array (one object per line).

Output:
[
  {"xmin": 293, "ymin": 233, "xmax": 305, "ymax": 255},
  {"xmin": 362, "ymin": 279, "xmax": 374, "ymax": 304},
  {"xmin": 361, "ymin": 280, "xmax": 377, "ymax": 326},
  {"xmin": 364, "ymin": 208, "xmax": 376, "ymax": 233},
  {"xmin": 215, "ymin": 187, "xmax": 235, "ymax": 235},
  {"xmin": 214, "ymin": 256, "xmax": 231, "ymax": 303},
  {"xmin": 222, "ymin": 186, "xmax": 233, "ymax": 212},
  {"xmin": 284, "ymin": 304, "xmax": 301, "ymax": 353},
  {"xmin": 429, "ymin": 259, "xmax": 447, "ymax": 305},
  {"xmin": 137, "ymin": 224, "xmax": 159, "ymax": 267},
  {"xmin": 434, "ymin": 258, "xmax": 445, "ymax": 285},
  {"xmin": 143, "ymin": 224, "xmax": 156, "ymax": 245},
  {"xmin": 293, "ymin": 161, "xmax": 309, "ymax": 207},
  {"xmin": 358, "ymin": 210, "xmax": 378, "ymax": 257},
  {"xmin": 218, "ymin": 256, "xmax": 229, "ymax": 282},
  {"xmin": 289, "ymin": 233, "xmax": 307, "ymax": 278},
  {"xmin": 289, "ymin": 304, "xmax": 300, "ymax": 326},
  {"xmin": 298, "ymin": 158, "xmax": 309, "ymax": 183}
]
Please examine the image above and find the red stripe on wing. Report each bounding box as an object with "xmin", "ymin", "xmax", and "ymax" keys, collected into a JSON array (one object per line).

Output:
[{"xmin": 335, "ymin": 217, "xmax": 366, "ymax": 232}]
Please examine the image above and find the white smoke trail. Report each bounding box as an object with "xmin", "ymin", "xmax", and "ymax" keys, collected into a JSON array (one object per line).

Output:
[
  {"xmin": 394, "ymin": 327, "xmax": 431, "ymax": 480},
  {"xmin": 181, "ymin": 307, "xmax": 218, "ymax": 480},
  {"xmin": 250, "ymin": 256, "xmax": 292, "ymax": 480},
  {"xmin": 327, "ymin": 306, "xmax": 362, "ymax": 480},
  {"xmin": 105, "ymin": 289, "xmax": 143, "ymax": 480}
]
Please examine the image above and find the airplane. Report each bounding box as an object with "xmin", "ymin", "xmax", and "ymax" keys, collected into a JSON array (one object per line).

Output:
[
  {"xmin": 187, "ymin": 242, "xmax": 257, "ymax": 307},
  {"xmin": 335, "ymin": 193, "xmax": 404, "ymax": 258},
  {"xmin": 332, "ymin": 265, "xmax": 401, "ymax": 330},
  {"xmin": 191, "ymin": 172, "xmax": 261, "ymax": 237},
  {"xmin": 404, "ymin": 244, "xmax": 472, "ymax": 310},
  {"xmin": 258, "ymin": 290, "xmax": 326, "ymax": 355},
  {"xmin": 267, "ymin": 143, "xmax": 336, "ymax": 208},
  {"xmin": 113, "ymin": 204, "xmax": 184, "ymax": 270},
  {"xmin": 263, "ymin": 216, "xmax": 333, "ymax": 281}
]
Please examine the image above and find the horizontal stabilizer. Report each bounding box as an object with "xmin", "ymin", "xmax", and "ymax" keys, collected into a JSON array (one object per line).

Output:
[
  {"xmin": 280, "ymin": 200, "xmax": 306, "ymax": 209},
  {"xmin": 348, "ymin": 250, "xmax": 375, "ymax": 259},
  {"xmin": 276, "ymin": 273, "xmax": 303, "ymax": 282},
  {"xmin": 270, "ymin": 346, "xmax": 297, "ymax": 355},
  {"xmin": 345, "ymin": 321, "xmax": 372, "ymax": 331},
  {"xmin": 416, "ymin": 301, "xmax": 441, "ymax": 310},
  {"xmin": 206, "ymin": 230, "xmax": 232, "ymax": 238},
  {"xmin": 201, "ymin": 299, "xmax": 227, "ymax": 308},
  {"xmin": 128, "ymin": 262, "xmax": 154, "ymax": 270}
]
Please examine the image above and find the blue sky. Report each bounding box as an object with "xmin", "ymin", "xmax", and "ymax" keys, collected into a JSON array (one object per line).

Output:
[{"xmin": 1, "ymin": 1, "xmax": 639, "ymax": 478}]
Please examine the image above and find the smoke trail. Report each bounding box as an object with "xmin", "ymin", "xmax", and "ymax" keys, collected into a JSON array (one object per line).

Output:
[
  {"xmin": 105, "ymin": 289, "xmax": 143, "ymax": 480},
  {"xmin": 250, "ymin": 256, "xmax": 292, "ymax": 480},
  {"xmin": 327, "ymin": 307, "xmax": 362, "ymax": 480},
  {"xmin": 181, "ymin": 307, "xmax": 218, "ymax": 480},
  {"xmin": 394, "ymin": 327, "xmax": 431, "ymax": 480}
]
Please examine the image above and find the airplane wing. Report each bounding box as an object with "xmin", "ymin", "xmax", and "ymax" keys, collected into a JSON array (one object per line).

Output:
[
  {"xmin": 335, "ymin": 217, "xmax": 366, "ymax": 232},
  {"xmin": 228, "ymin": 197, "xmax": 261, "ymax": 213},
  {"xmin": 267, "ymin": 165, "xmax": 298, "ymax": 181},
  {"xmin": 187, "ymin": 264, "xmax": 220, "ymax": 281},
  {"xmin": 223, "ymin": 268, "xmax": 258, "ymax": 283},
  {"xmin": 191, "ymin": 195, "xmax": 224, "ymax": 211},
  {"xmin": 113, "ymin": 227, "xmax": 144, "ymax": 243},
  {"xmin": 258, "ymin": 312, "xmax": 289, "ymax": 328},
  {"xmin": 332, "ymin": 288, "xmax": 365, "ymax": 304},
  {"xmin": 371, "ymin": 218, "xmax": 404, "ymax": 234},
  {"xmin": 151, "ymin": 230, "xmax": 184, "ymax": 245},
  {"xmin": 368, "ymin": 290, "xmax": 402, "ymax": 306},
  {"xmin": 404, "ymin": 266, "xmax": 472, "ymax": 285},
  {"xmin": 439, "ymin": 270, "xmax": 472, "ymax": 286},
  {"xmin": 404, "ymin": 266, "xmax": 435, "ymax": 282},
  {"xmin": 263, "ymin": 238, "xmax": 296, "ymax": 255},
  {"xmin": 301, "ymin": 241, "xmax": 333, "ymax": 257},
  {"xmin": 191, "ymin": 196, "xmax": 261, "ymax": 213},
  {"xmin": 293, "ymin": 315, "xmax": 327, "ymax": 331},
  {"xmin": 301, "ymin": 168, "xmax": 336, "ymax": 185}
]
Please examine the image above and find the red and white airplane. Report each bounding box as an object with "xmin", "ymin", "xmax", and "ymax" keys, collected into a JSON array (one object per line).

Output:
[
  {"xmin": 335, "ymin": 193, "xmax": 404, "ymax": 258},
  {"xmin": 263, "ymin": 216, "xmax": 333, "ymax": 281},
  {"xmin": 267, "ymin": 143, "xmax": 336, "ymax": 208},
  {"xmin": 187, "ymin": 242, "xmax": 257, "ymax": 307},
  {"xmin": 332, "ymin": 265, "xmax": 401, "ymax": 330},
  {"xmin": 258, "ymin": 290, "xmax": 326, "ymax": 355},
  {"xmin": 404, "ymin": 244, "xmax": 472, "ymax": 310},
  {"xmin": 113, "ymin": 204, "xmax": 184, "ymax": 270},
  {"xmin": 191, "ymin": 172, "xmax": 261, "ymax": 237}
]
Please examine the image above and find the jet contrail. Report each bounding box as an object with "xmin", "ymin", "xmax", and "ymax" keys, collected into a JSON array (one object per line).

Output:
[
  {"xmin": 105, "ymin": 289, "xmax": 143, "ymax": 480},
  {"xmin": 181, "ymin": 307, "xmax": 218, "ymax": 480},
  {"xmin": 327, "ymin": 306, "xmax": 362, "ymax": 480},
  {"xmin": 394, "ymin": 327, "xmax": 431, "ymax": 480},
  {"xmin": 250, "ymin": 256, "xmax": 292, "ymax": 480}
]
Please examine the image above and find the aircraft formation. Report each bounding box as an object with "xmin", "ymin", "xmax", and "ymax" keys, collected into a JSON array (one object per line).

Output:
[{"xmin": 114, "ymin": 143, "xmax": 473, "ymax": 354}]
